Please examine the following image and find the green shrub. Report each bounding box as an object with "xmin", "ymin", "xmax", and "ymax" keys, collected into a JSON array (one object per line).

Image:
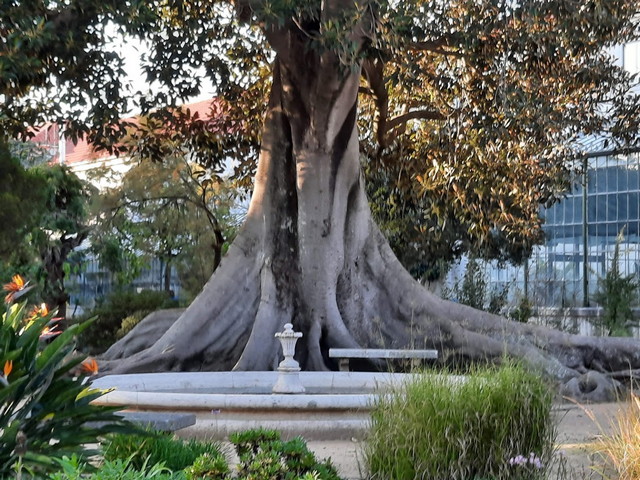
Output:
[
  {"xmin": 103, "ymin": 430, "xmax": 224, "ymax": 472},
  {"xmin": 593, "ymin": 230, "xmax": 639, "ymax": 336},
  {"xmin": 116, "ymin": 312, "xmax": 145, "ymax": 339},
  {"xmin": 364, "ymin": 362, "xmax": 556, "ymax": 480},
  {"xmin": 229, "ymin": 429, "xmax": 342, "ymax": 480},
  {"xmin": 79, "ymin": 289, "xmax": 177, "ymax": 352},
  {"xmin": 104, "ymin": 429, "xmax": 341, "ymax": 480},
  {"xmin": 229, "ymin": 427, "xmax": 281, "ymax": 458},
  {"xmin": 509, "ymin": 296, "xmax": 533, "ymax": 323},
  {"xmin": 0, "ymin": 277, "xmax": 130, "ymax": 478}
]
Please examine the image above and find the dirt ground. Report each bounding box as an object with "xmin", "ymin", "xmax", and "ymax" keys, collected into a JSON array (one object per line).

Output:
[{"xmin": 301, "ymin": 402, "xmax": 627, "ymax": 480}]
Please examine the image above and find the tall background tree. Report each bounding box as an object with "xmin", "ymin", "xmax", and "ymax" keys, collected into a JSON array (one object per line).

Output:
[
  {"xmin": 0, "ymin": 141, "xmax": 91, "ymax": 319},
  {"xmin": 91, "ymin": 154, "xmax": 242, "ymax": 299},
  {"xmin": 34, "ymin": 165, "xmax": 92, "ymax": 320},
  {"xmin": 2, "ymin": 0, "xmax": 640, "ymax": 400}
]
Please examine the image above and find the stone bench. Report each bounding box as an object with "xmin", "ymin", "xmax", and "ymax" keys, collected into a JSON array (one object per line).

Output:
[
  {"xmin": 328, "ymin": 348, "xmax": 439, "ymax": 372},
  {"xmin": 116, "ymin": 411, "xmax": 196, "ymax": 432}
]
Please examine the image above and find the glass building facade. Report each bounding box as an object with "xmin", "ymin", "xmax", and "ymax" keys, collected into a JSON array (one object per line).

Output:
[
  {"xmin": 452, "ymin": 42, "xmax": 640, "ymax": 309},
  {"xmin": 466, "ymin": 151, "xmax": 640, "ymax": 308}
]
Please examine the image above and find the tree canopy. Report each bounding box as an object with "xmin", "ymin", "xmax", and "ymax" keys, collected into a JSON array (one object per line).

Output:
[{"xmin": 2, "ymin": 0, "xmax": 639, "ymax": 274}]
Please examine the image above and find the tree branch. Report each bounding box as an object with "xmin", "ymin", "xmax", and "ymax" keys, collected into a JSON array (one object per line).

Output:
[
  {"xmin": 384, "ymin": 109, "xmax": 445, "ymax": 149},
  {"xmin": 112, "ymin": 195, "xmax": 191, "ymax": 210},
  {"xmin": 362, "ymin": 58, "xmax": 444, "ymax": 150},
  {"xmin": 409, "ymin": 42, "xmax": 464, "ymax": 58},
  {"xmin": 362, "ymin": 58, "xmax": 389, "ymax": 147},
  {"xmin": 409, "ymin": 33, "xmax": 464, "ymax": 58},
  {"xmin": 386, "ymin": 110, "xmax": 445, "ymax": 131}
]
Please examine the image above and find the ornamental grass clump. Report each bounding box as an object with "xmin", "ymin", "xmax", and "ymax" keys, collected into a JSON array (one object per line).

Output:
[
  {"xmin": 595, "ymin": 393, "xmax": 640, "ymax": 480},
  {"xmin": 364, "ymin": 361, "xmax": 556, "ymax": 480}
]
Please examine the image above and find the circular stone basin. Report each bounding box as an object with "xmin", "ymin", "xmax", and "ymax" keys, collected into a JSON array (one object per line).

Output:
[{"xmin": 91, "ymin": 371, "xmax": 414, "ymax": 440}]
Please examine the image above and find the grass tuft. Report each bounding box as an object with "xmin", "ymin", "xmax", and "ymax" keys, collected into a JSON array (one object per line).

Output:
[
  {"xmin": 103, "ymin": 430, "xmax": 224, "ymax": 472},
  {"xmin": 364, "ymin": 361, "xmax": 557, "ymax": 480},
  {"xmin": 595, "ymin": 393, "xmax": 640, "ymax": 480}
]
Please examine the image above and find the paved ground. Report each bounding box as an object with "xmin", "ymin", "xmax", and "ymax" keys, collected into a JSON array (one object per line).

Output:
[
  {"xmin": 552, "ymin": 401, "xmax": 623, "ymax": 479},
  {"xmin": 295, "ymin": 402, "xmax": 627, "ymax": 480}
]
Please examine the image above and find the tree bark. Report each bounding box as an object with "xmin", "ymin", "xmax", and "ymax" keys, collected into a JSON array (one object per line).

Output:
[
  {"xmin": 41, "ymin": 231, "xmax": 87, "ymax": 325},
  {"xmin": 100, "ymin": 23, "xmax": 640, "ymax": 402},
  {"xmin": 163, "ymin": 258, "xmax": 172, "ymax": 294}
]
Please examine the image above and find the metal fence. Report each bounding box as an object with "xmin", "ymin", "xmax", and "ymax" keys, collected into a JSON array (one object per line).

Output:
[{"xmin": 66, "ymin": 257, "xmax": 181, "ymax": 317}]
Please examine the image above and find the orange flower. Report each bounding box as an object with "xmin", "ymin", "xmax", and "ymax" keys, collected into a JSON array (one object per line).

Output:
[
  {"xmin": 28, "ymin": 303, "xmax": 50, "ymax": 320},
  {"xmin": 3, "ymin": 275, "xmax": 24, "ymax": 291},
  {"xmin": 0, "ymin": 360, "xmax": 11, "ymax": 387},
  {"xmin": 3, "ymin": 360, "xmax": 12, "ymax": 377},
  {"xmin": 80, "ymin": 358, "xmax": 99, "ymax": 376},
  {"xmin": 40, "ymin": 325, "xmax": 61, "ymax": 340},
  {"xmin": 3, "ymin": 275, "xmax": 28, "ymax": 304}
]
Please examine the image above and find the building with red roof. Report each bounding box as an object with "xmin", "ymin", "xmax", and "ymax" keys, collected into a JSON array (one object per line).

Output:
[{"xmin": 30, "ymin": 98, "xmax": 221, "ymax": 188}]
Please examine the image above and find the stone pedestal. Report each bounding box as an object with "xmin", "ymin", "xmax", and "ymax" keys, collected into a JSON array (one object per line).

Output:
[{"xmin": 272, "ymin": 323, "xmax": 306, "ymax": 394}]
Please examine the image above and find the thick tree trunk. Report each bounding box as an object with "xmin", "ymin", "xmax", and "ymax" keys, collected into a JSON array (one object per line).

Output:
[{"xmin": 100, "ymin": 25, "xmax": 640, "ymax": 402}]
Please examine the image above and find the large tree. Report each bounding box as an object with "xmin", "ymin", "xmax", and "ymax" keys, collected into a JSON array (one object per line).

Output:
[
  {"xmin": 33, "ymin": 166, "xmax": 92, "ymax": 321},
  {"xmin": 3, "ymin": 0, "xmax": 640, "ymax": 400}
]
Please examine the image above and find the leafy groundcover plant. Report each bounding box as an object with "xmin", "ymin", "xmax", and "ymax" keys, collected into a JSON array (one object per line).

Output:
[
  {"xmin": 229, "ymin": 428, "xmax": 342, "ymax": 480},
  {"xmin": 50, "ymin": 428, "xmax": 343, "ymax": 480},
  {"xmin": 49, "ymin": 455, "xmax": 183, "ymax": 480},
  {"xmin": 0, "ymin": 275, "xmax": 130, "ymax": 478},
  {"xmin": 364, "ymin": 361, "xmax": 557, "ymax": 480}
]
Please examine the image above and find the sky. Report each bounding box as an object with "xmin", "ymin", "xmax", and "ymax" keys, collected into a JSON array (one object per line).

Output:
[{"xmin": 114, "ymin": 32, "xmax": 216, "ymax": 115}]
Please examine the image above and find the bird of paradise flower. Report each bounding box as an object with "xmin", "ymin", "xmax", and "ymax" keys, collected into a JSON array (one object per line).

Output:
[{"xmin": 3, "ymin": 274, "xmax": 33, "ymax": 304}]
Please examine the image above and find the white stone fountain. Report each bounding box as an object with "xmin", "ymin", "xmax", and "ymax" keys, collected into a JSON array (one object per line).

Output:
[{"xmin": 91, "ymin": 325, "xmax": 423, "ymax": 440}]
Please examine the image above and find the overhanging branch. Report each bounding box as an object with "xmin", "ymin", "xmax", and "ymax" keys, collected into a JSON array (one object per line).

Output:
[
  {"xmin": 362, "ymin": 58, "xmax": 444, "ymax": 150},
  {"xmin": 410, "ymin": 42, "xmax": 464, "ymax": 58}
]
